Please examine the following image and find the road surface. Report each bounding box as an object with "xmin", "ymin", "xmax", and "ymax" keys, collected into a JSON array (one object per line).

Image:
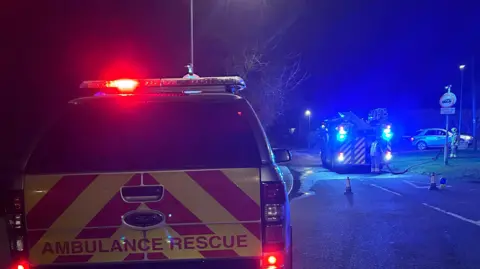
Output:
[{"xmin": 290, "ymin": 166, "xmax": 480, "ymax": 269}]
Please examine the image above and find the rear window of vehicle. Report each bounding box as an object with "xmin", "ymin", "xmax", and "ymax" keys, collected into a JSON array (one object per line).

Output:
[
  {"xmin": 414, "ymin": 130, "xmax": 424, "ymax": 136},
  {"xmin": 26, "ymin": 98, "xmax": 262, "ymax": 174}
]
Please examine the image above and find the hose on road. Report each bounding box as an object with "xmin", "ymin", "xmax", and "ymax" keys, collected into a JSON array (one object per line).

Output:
[{"xmin": 385, "ymin": 148, "xmax": 444, "ymax": 175}]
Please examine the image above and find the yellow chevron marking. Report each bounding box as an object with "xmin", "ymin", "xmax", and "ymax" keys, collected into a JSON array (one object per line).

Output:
[
  {"xmin": 25, "ymin": 175, "xmax": 63, "ymax": 214},
  {"xmin": 150, "ymin": 172, "xmax": 236, "ymax": 224},
  {"xmin": 150, "ymin": 171, "xmax": 261, "ymax": 257},
  {"xmin": 146, "ymin": 226, "xmax": 204, "ymax": 259},
  {"xmin": 29, "ymin": 173, "xmax": 133, "ymax": 265},
  {"xmin": 221, "ymin": 168, "xmax": 260, "ymax": 206},
  {"xmin": 87, "ymin": 219, "xmax": 145, "ymax": 262}
]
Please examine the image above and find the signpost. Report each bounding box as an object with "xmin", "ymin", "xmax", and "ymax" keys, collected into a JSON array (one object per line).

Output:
[
  {"xmin": 440, "ymin": 86, "xmax": 456, "ymax": 165},
  {"xmin": 440, "ymin": 107, "xmax": 455, "ymax": 115}
]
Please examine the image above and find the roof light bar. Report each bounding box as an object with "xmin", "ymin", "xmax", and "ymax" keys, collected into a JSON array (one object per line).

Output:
[{"xmin": 79, "ymin": 76, "xmax": 246, "ymax": 94}]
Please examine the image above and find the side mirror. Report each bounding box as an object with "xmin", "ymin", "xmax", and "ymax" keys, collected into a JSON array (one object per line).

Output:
[{"xmin": 273, "ymin": 148, "xmax": 292, "ymax": 163}]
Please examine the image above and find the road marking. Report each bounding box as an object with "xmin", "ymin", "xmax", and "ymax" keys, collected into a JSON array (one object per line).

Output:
[
  {"xmin": 403, "ymin": 180, "xmax": 426, "ymax": 188},
  {"xmin": 423, "ymin": 203, "xmax": 480, "ymax": 227},
  {"xmin": 403, "ymin": 180, "xmax": 451, "ymax": 189},
  {"xmin": 370, "ymin": 184, "xmax": 402, "ymax": 196}
]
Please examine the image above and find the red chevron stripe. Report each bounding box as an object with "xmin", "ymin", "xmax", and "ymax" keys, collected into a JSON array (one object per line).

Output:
[
  {"xmin": 53, "ymin": 255, "xmax": 92, "ymax": 263},
  {"xmin": 147, "ymin": 252, "xmax": 168, "ymax": 260},
  {"xmin": 27, "ymin": 230, "xmax": 46, "ymax": 248},
  {"xmin": 142, "ymin": 173, "xmax": 158, "ymax": 185},
  {"xmin": 124, "ymin": 173, "xmax": 141, "ymax": 186},
  {"xmin": 199, "ymin": 249, "xmax": 238, "ymax": 258},
  {"xmin": 124, "ymin": 253, "xmax": 144, "ymax": 261},
  {"xmin": 27, "ymin": 175, "xmax": 97, "ymax": 230},
  {"xmin": 76, "ymin": 228, "xmax": 118, "ymax": 239},
  {"xmin": 187, "ymin": 170, "xmax": 260, "ymax": 221},
  {"xmin": 146, "ymin": 190, "xmax": 203, "ymax": 224},
  {"xmin": 168, "ymin": 224, "xmax": 214, "ymax": 235},
  {"xmin": 242, "ymin": 222, "xmax": 262, "ymax": 240},
  {"xmin": 81, "ymin": 174, "xmax": 141, "ymax": 229},
  {"xmin": 84, "ymin": 192, "xmax": 138, "ymax": 227}
]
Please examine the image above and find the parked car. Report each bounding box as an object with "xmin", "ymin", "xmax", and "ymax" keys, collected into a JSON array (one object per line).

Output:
[{"xmin": 410, "ymin": 128, "xmax": 473, "ymax": 150}]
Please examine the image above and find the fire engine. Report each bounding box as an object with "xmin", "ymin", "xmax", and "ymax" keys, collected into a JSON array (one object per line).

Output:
[{"xmin": 319, "ymin": 108, "xmax": 393, "ymax": 172}]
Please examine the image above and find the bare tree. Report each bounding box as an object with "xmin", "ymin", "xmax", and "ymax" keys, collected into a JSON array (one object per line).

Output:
[
  {"xmin": 226, "ymin": 48, "xmax": 307, "ymax": 127},
  {"xmin": 197, "ymin": 0, "xmax": 308, "ymax": 127}
]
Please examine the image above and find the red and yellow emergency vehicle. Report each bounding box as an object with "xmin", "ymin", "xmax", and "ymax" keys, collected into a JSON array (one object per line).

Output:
[{"xmin": 5, "ymin": 76, "xmax": 292, "ymax": 269}]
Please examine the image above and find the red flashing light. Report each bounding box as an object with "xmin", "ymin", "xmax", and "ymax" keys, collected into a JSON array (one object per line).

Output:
[
  {"xmin": 80, "ymin": 76, "xmax": 246, "ymax": 94},
  {"xmin": 107, "ymin": 79, "xmax": 139, "ymax": 92}
]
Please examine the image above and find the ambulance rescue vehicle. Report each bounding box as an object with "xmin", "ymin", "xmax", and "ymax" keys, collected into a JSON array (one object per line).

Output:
[{"xmin": 5, "ymin": 76, "xmax": 292, "ymax": 269}]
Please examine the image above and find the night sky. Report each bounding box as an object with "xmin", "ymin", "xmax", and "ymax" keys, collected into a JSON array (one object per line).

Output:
[{"xmin": 2, "ymin": 0, "xmax": 480, "ymax": 161}]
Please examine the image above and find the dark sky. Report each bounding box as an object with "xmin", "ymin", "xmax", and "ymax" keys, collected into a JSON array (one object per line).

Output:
[{"xmin": 2, "ymin": 0, "xmax": 480, "ymax": 150}]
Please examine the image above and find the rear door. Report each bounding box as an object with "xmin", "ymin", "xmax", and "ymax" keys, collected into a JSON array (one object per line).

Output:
[
  {"xmin": 423, "ymin": 130, "xmax": 440, "ymax": 146},
  {"xmin": 25, "ymin": 98, "xmax": 263, "ymax": 266}
]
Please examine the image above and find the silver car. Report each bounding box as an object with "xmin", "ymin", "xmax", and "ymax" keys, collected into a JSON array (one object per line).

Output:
[{"xmin": 411, "ymin": 128, "xmax": 473, "ymax": 150}]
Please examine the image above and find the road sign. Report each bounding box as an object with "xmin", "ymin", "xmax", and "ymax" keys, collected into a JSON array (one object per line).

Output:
[
  {"xmin": 440, "ymin": 107, "xmax": 455, "ymax": 115},
  {"xmin": 439, "ymin": 92, "xmax": 457, "ymax": 108}
]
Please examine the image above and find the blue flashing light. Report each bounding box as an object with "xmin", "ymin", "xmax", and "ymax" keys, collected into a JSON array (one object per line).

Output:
[
  {"xmin": 336, "ymin": 126, "xmax": 347, "ymax": 142},
  {"xmin": 382, "ymin": 126, "xmax": 393, "ymax": 141}
]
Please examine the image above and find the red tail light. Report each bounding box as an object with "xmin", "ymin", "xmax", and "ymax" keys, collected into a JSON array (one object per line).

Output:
[
  {"xmin": 262, "ymin": 252, "xmax": 284, "ymax": 269},
  {"xmin": 411, "ymin": 137, "xmax": 414, "ymax": 141},
  {"xmin": 11, "ymin": 260, "xmax": 30, "ymax": 269}
]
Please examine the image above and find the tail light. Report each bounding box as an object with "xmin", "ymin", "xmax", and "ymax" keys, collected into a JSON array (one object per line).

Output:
[
  {"xmin": 262, "ymin": 252, "xmax": 284, "ymax": 269},
  {"xmin": 11, "ymin": 260, "xmax": 30, "ymax": 269},
  {"xmin": 5, "ymin": 191, "xmax": 28, "ymax": 260},
  {"xmin": 263, "ymin": 182, "xmax": 286, "ymax": 224},
  {"xmin": 262, "ymin": 182, "xmax": 287, "ymax": 268}
]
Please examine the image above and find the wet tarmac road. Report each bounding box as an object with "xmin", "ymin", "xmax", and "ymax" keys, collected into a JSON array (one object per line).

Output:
[{"xmin": 290, "ymin": 168, "xmax": 480, "ymax": 269}]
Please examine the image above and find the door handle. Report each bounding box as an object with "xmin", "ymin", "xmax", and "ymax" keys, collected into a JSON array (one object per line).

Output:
[{"xmin": 121, "ymin": 186, "xmax": 164, "ymax": 203}]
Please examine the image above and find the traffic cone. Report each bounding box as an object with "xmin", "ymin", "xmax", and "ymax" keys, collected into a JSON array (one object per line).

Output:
[
  {"xmin": 344, "ymin": 177, "xmax": 353, "ymax": 195},
  {"xmin": 439, "ymin": 177, "xmax": 447, "ymax": 189},
  {"xmin": 429, "ymin": 173, "xmax": 437, "ymax": 190}
]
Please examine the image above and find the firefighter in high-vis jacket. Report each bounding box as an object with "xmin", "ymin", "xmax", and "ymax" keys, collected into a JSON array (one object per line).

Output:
[
  {"xmin": 450, "ymin": 127, "xmax": 460, "ymax": 158},
  {"xmin": 370, "ymin": 126, "xmax": 392, "ymax": 173},
  {"xmin": 370, "ymin": 140, "xmax": 382, "ymax": 173}
]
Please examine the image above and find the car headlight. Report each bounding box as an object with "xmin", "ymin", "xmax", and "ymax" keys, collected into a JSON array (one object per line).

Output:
[{"xmin": 460, "ymin": 135, "xmax": 472, "ymax": 141}]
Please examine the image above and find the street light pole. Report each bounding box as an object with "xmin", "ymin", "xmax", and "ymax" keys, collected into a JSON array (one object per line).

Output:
[
  {"xmin": 308, "ymin": 115, "xmax": 311, "ymax": 131},
  {"xmin": 189, "ymin": 0, "xmax": 194, "ymax": 73},
  {"xmin": 305, "ymin": 110, "xmax": 312, "ymax": 149},
  {"xmin": 459, "ymin": 64, "xmax": 465, "ymax": 135},
  {"xmin": 472, "ymin": 57, "xmax": 477, "ymax": 151},
  {"xmin": 444, "ymin": 85, "xmax": 452, "ymax": 165}
]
